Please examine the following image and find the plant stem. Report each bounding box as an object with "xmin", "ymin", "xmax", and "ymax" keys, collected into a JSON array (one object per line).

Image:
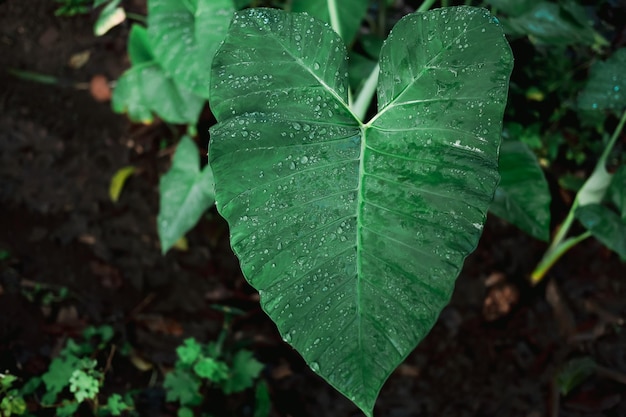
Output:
[
  {"xmin": 125, "ymin": 12, "xmax": 146, "ymax": 24},
  {"xmin": 531, "ymin": 109, "xmax": 626, "ymax": 284},
  {"xmin": 352, "ymin": 63, "xmax": 380, "ymax": 121},
  {"xmin": 378, "ymin": 0, "xmax": 387, "ymax": 37},
  {"xmin": 417, "ymin": 0, "xmax": 437, "ymax": 13},
  {"xmin": 327, "ymin": 0, "xmax": 341, "ymax": 37}
]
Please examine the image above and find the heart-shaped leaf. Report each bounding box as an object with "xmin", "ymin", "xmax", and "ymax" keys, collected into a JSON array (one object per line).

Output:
[
  {"xmin": 576, "ymin": 204, "xmax": 626, "ymax": 261},
  {"xmin": 147, "ymin": 0, "xmax": 235, "ymax": 99},
  {"xmin": 491, "ymin": 140, "xmax": 551, "ymax": 241},
  {"xmin": 209, "ymin": 7, "xmax": 512, "ymax": 415},
  {"xmin": 112, "ymin": 25, "xmax": 204, "ymax": 124},
  {"xmin": 158, "ymin": 136, "xmax": 215, "ymax": 253}
]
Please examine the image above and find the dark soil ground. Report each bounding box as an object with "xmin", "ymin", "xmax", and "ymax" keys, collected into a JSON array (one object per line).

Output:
[{"xmin": 1, "ymin": 1, "xmax": 625, "ymax": 416}]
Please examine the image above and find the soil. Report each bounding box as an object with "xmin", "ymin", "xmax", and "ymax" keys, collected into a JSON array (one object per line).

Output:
[{"xmin": 1, "ymin": 1, "xmax": 625, "ymax": 416}]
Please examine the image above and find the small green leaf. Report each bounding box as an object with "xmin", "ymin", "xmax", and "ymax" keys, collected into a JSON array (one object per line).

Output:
[
  {"xmin": 158, "ymin": 136, "xmax": 216, "ymax": 253},
  {"xmin": 219, "ymin": 350, "xmax": 263, "ymax": 394},
  {"xmin": 193, "ymin": 357, "xmax": 229, "ymax": 381},
  {"xmin": 105, "ymin": 394, "xmax": 130, "ymax": 416},
  {"xmin": 178, "ymin": 407, "xmax": 194, "ymax": 417},
  {"xmin": 292, "ymin": 0, "xmax": 369, "ymax": 44},
  {"xmin": 56, "ymin": 401, "xmax": 79, "ymax": 417},
  {"xmin": 109, "ymin": 166, "xmax": 136, "ymax": 203},
  {"xmin": 41, "ymin": 354, "xmax": 82, "ymax": 404},
  {"xmin": 579, "ymin": 48, "xmax": 626, "ymax": 113},
  {"xmin": 164, "ymin": 369, "xmax": 202, "ymax": 406},
  {"xmin": 576, "ymin": 204, "xmax": 626, "ymax": 261},
  {"xmin": 94, "ymin": 0, "xmax": 126, "ymax": 36},
  {"xmin": 0, "ymin": 391, "xmax": 26, "ymax": 416},
  {"xmin": 210, "ymin": 7, "xmax": 512, "ymax": 414},
  {"xmin": 490, "ymin": 141, "xmax": 551, "ymax": 241},
  {"xmin": 176, "ymin": 338, "xmax": 202, "ymax": 366},
  {"xmin": 148, "ymin": 0, "xmax": 235, "ymax": 99},
  {"xmin": 556, "ymin": 357, "xmax": 596, "ymax": 396},
  {"xmin": 69, "ymin": 364, "xmax": 100, "ymax": 403}
]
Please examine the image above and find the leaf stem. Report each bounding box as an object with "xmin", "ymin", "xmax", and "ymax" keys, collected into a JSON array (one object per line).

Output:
[
  {"xmin": 327, "ymin": 0, "xmax": 341, "ymax": 37},
  {"xmin": 125, "ymin": 12, "xmax": 146, "ymax": 23},
  {"xmin": 417, "ymin": 0, "xmax": 437, "ymax": 13},
  {"xmin": 531, "ymin": 109, "xmax": 626, "ymax": 285},
  {"xmin": 352, "ymin": 63, "xmax": 380, "ymax": 122}
]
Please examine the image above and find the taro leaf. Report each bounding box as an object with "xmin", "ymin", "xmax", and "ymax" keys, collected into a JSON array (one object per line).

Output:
[
  {"xmin": 112, "ymin": 25, "xmax": 204, "ymax": 124},
  {"xmin": 292, "ymin": 0, "xmax": 369, "ymax": 45},
  {"xmin": 209, "ymin": 7, "xmax": 512, "ymax": 415},
  {"xmin": 158, "ymin": 136, "xmax": 215, "ymax": 254},
  {"xmin": 147, "ymin": 0, "xmax": 235, "ymax": 99},
  {"xmin": 576, "ymin": 204, "xmax": 626, "ymax": 261},
  {"xmin": 578, "ymin": 48, "xmax": 626, "ymax": 113},
  {"xmin": 490, "ymin": 141, "xmax": 551, "ymax": 241}
]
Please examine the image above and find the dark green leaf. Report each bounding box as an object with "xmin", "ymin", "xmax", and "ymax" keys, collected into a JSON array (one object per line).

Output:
[
  {"xmin": 56, "ymin": 401, "xmax": 79, "ymax": 417},
  {"xmin": 490, "ymin": 141, "xmax": 551, "ymax": 241},
  {"xmin": 576, "ymin": 204, "xmax": 626, "ymax": 260},
  {"xmin": 578, "ymin": 48, "xmax": 626, "ymax": 113},
  {"xmin": 485, "ymin": 0, "xmax": 540, "ymax": 16},
  {"xmin": 608, "ymin": 165, "xmax": 626, "ymax": 218},
  {"xmin": 253, "ymin": 381, "xmax": 271, "ymax": 417},
  {"xmin": 209, "ymin": 7, "xmax": 511, "ymax": 415},
  {"xmin": 220, "ymin": 350, "xmax": 263, "ymax": 394},
  {"xmin": 158, "ymin": 136, "xmax": 216, "ymax": 253},
  {"xmin": 164, "ymin": 369, "xmax": 202, "ymax": 406},
  {"xmin": 128, "ymin": 24, "xmax": 154, "ymax": 65},
  {"xmin": 503, "ymin": 2, "xmax": 599, "ymax": 46},
  {"xmin": 555, "ymin": 357, "xmax": 596, "ymax": 396},
  {"xmin": 148, "ymin": 0, "xmax": 235, "ymax": 99},
  {"xmin": 292, "ymin": 0, "xmax": 369, "ymax": 45},
  {"xmin": 348, "ymin": 51, "xmax": 377, "ymax": 96}
]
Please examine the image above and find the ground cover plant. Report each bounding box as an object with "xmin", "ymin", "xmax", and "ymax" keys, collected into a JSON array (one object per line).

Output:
[{"xmin": 1, "ymin": 0, "xmax": 625, "ymax": 416}]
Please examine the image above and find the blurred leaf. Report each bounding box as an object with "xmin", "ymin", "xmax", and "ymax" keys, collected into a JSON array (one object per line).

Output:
[
  {"xmin": 176, "ymin": 338, "xmax": 202, "ymax": 366},
  {"xmin": 608, "ymin": 165, "xmax": 626, "ymax": 218},
  {"xmin": 254, "ymin": 381, "xmax": 271, "ymax": 417},
  {"xmin": 193, "ymin": 357, "xmax": 229, "ymax": 381},
  {"xmin": 348, "ymin": 51, "xmax": 377, "ymax": 96},
  {"xmin": 94, "ymin": 0, "xmax": 126, "ymax": 36},
  {"xmin": 576, "ymin": 204, "xmax": 626, "ymax": 260},
  {"xmin": 503, "ymin": 2, "xmax": 599, "ymax": 46},
  {"xmin": 486, "ymin": 0, "xmax": 541, "ymax": 16},
  {"xmin": 220, "ymin": 350, "xmax": 263, "ymax": 394},
  {"xmin": 148, "ymin": 0, "xmax": 235, "ymax": 99},
  {"xmin": 178, "ymin": 407, "xmax": 194, "ymax": 417},
  {"xmin": 172, "ymin": 236, "xmax": 189, "ymax": 251},
  {"xmin": 109, "ymin": 166, "xmax": 136, "ymax": 203},
  {"xmin": 56, "ymin": 401, "xmax": 79, "ymax": 417},
  {"xmin": 105, "ymin": 393, "xmax": 131, "ymax": 416},
  {"xmin": 41, "ymin": 353, "xmax": 81, "ymax": 405},
  {"xmin": 578, "ymin": 48, "xmax": 626, "ymax": 113},
  {"xmin": 292, "ymin": 0, "xmax": 369, "ymax": 44},
  {"xmin": 556, "ymin": 357, "xmax": 596, "ymax": 396},
  {"xmin": 158, "ymin": 136, "xmax": 215, "ymax": 253},
  {"xmin": 491, "ymin": 141, "xmax": 551, "ymax": 241},
  {"xmin": 164, "ymin": 369, "xmax": 202, "ymax": 406},
  {"xmin": 559, "ymin": 174, "xmax": 585, "ymax": 192},
  {"xmin": 360, "ymin": 34, "xmax": 384, "ymax": 60},
  {"xmin": 112, "ymin": 25, "xmax": 204, "ymax": 124},
  {"xmin": 128, "ymin": 23, "xmax": 154, "ymax": 65}
]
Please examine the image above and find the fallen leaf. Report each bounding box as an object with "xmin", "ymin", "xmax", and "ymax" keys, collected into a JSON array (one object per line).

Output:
[
  {"xmin": 69, "ymin": 50, "xmax": 90, "ymax": 69},
  {"xmin": 483, "ymin": 273, "xmax": 519, "ymax": 321}
]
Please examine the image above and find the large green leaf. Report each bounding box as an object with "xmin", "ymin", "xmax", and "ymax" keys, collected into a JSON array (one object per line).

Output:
[
  {"xmin": 608, "ymin": 165, "xmax": 626, "ymax": 218},
  {"xmin": 158, "ymin": 136, "xmax": 215, "ymax": 253},
  {"xmin": 490, "ymin": 140, "xmax": 551, "ymax": 241},
  {"xmin": 292, "ymin": 0, "xmax": 370, "ymax": 45},
  {"xmin": 209, "ymin": 7, "xmax": 512, "ymax": 415},
  {"xmin": 112, "ymin": 25, "xmax": 204, "ymax": 124},
  {"xmin": 578, "ymin": 48, "xmax": 626, "ymax": 113},
  {"xmin": 147, "ymin": 0, "xmax": 235, "ymax": 99},
  {"xmin": 576, "ymin": 204, "xmax": 626, "ymax": 261}
]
